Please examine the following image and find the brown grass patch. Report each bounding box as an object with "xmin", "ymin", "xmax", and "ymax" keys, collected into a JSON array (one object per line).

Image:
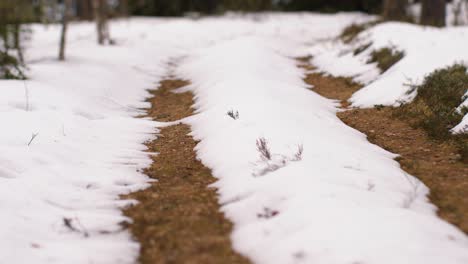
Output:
[
  {"xmin": 368, "ymin": 47, "xmax": 404, "ymax": 73},
  {"xmin": 339, "ymin": 108, "xmax": 468, "ymax": 232},
  {"xmin": 123, "ymin": 78, "xmax": 250, "ymax": 263},
  {"xmin": 300, "ymin": 59, "xmax": 468, "ymax": 233},
  {"xmin": 304, "ymin": 73, "xmax": 361, "ymax": 107}
]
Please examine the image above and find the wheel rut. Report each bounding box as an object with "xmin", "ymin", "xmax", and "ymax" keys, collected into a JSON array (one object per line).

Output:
[
  {"xmin": 123, "ymin": 78, "xmax": 250, "ymax": 263},
  {"xmin": 299, "ymin": 58, "xmax": 468, "ymax": 233}
]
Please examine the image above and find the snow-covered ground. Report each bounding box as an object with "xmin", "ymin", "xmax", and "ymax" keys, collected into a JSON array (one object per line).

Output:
[{"xmin": 1, "ymin": 12, "xmax": 467, "ymax": 264}]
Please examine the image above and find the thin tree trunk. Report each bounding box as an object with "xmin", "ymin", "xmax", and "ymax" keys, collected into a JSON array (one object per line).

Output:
[
  {"xmin": 13, "ymin": 24, "xmax": 24, "ymax": 64},
  {"xmin": 382, "ymin": 0, "xmax": 409, "ymax": 21},
  {"xmin": 452, "ymin": 0, "xmax": 462, "ymax": 26},
  {"xmin": 92, "ymin": 0, "xmax": 109, "ymax": 45},
  {"xmin": 119, "ymin": 0, "xmax": 129, "ymax": 17},
  {"xmin": 59, "ymin": 0, "xmax": 72, "ymax": 61},
  {"xmin": 77, "ymin": 0, "xmax": 93, "ymax": 20},
  {"xmin": 421, "ymin": 0, "xmax": 446, "ymax": 27}
]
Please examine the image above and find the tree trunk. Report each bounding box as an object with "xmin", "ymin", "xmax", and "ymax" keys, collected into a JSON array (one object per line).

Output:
[
  {"xmin": 59, "ymin": 0, "xmax": 72, "ymax": 61},
  {"xmin": 421, "ymin": 0, "xmax": 446, "ymax": 27},
  {"xmin": 119, "ymin": 0, "xmax": 129, "ymax": 17},
  {"xmin": 77, "ymin": 0, "xmax": 93, "ymax": 20},
  {"xmin": 382, "ymin": 0, "xmax": 408, "ymax": 21},
  {"xmin": 92, "ymin": 0, "xmax": 110, "ymax": 45},
  {"xmin": 13, "ymin": 24, "xmax": 24, "ymax": 64}
]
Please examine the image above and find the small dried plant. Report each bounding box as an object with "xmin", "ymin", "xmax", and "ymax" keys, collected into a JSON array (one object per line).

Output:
[
  {"xmin": 63, "ymin": 217, "xmax": 89, "ymax": 237},
  {"xmin": 292, "ymin": 144, "xmax": 303, "ymax": 161},
  {"xmin": 256, "ymin": 137, "xmax": 271, "ymax": 160},
  {"xmin": 257, "ymin": 207, "xmax": 279, "ymax": 219},
  {"xmin": 227, "ymin": 109, "xmax": 239, "ymax": 120},
  {"xmin": 253, "ymin": 138, "xmax": 304, "ymax": 177}
]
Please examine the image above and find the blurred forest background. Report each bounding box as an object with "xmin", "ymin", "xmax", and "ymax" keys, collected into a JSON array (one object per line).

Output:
[
  {"xmin": 0, "ymin": 0, "xmax": 462, "ymax": 78},
  {"xmin": 2, "ymin": 0, "xmax": 440, "ymax": 22}
]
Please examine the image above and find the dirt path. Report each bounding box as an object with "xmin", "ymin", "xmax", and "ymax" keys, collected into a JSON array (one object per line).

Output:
[
  {"xmin": 124, "ymin": 79, "xmax": 250, "ymax": 264},
  {"xmin": 299, "ymin": 59, "xmax": 468, "ymax": 233}
]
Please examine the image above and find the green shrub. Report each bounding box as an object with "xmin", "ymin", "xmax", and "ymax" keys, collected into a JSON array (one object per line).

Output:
[
  {"xmin": 368, "ymin": 47, "xmax": 404, "ymax": 72},
  {"xmin": 398, "ymin": 64, "xmax": 468, "ymax": 160},
  {"xmin": 340, "ymin": 20, "xmax": 380, "ymax": 44}
]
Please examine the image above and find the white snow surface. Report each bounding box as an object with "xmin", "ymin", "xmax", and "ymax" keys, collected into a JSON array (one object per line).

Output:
[
  {"xmin": 0, "ymin": 13, "xmax": 375, "ymax": 263},
  {"xmin": 1, "ymin": 13, "xmax": 468, "ymax": 264},
  {"xmin": 177, "ymin": 33, "xmax": 468, "ymax": 264}
]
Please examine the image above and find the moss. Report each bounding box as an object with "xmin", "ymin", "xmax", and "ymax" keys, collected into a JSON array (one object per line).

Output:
[{"xmin": 368, "ymin": 47, "xmax": 404, "ymax": 73}]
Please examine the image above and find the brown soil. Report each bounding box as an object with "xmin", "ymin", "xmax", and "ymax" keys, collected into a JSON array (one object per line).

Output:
[
  {"xmin": 301, "ymin": 60, "xmax": 468, "ymax": 233},
  {"xmin": 123, "ymin": 79, "xmax": 250, "ymax": 264},
  {"xmin": 297, "ymin": 57, "xmax": 361, "ymax": 107}
]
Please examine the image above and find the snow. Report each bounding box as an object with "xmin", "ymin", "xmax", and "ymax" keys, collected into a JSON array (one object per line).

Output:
[
  {"xmin": 310, "ymin": 21, "xmax": 468, "ymax": 132},
  {"xmin": 0, "ymin": 13, "xmax": 371, "ymax": 263},
  {"xmin": 1, "ymin": 12, "xmax": 467, "ymax": 264},
  {"xmin": 177, "ymin": 34, "xmax": 468, "ymax": 264},
  {"xmin": 0, "ymin": 22, "xmax": 162, "ymax": 263}
]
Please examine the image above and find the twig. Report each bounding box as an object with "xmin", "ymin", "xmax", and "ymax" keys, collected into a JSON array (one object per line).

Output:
[
  {"xmin": 292, "ymin": 144, "xmax": 304, "ymax": 161},
  {"xmin": 63, "ymin": 217, "xmax": 89, "ymax": 237},
  {"xmin": 27, "ymin": 133, "xmax": 39, "ymax": 146},
  {"xmin": 256, "ymin": 137, "xmax": 271, "ymax": 160}
]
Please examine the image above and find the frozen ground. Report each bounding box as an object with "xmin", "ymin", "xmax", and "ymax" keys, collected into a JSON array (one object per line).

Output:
[{"xmin": 1, "ymin": 12, "xmax": 467, "ymax": 264}]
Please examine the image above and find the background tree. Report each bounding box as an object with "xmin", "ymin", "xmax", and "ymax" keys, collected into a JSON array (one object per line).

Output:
[
  {"xmin": 0, "ymin": 0, "xmax": 35, "ymax": 79},
  {"xmin": 119, "ymin": 0, "xmax": 129, "ymax": 17},
  {"xmin": 59, "ymin": 0, "xmax": 72, "ymax": 60},
  {"xmin": 421, "ymin": 0, "xmax": 446, "ymax": 26},
  {"xmin": 77, "ymin": 0, "xmax": 94, "ymax": 20},
  {"xmin": 382, "ymin": 0, "xmax": 409, "ymax": 21},
  {"xmin": 221, "ymin": 0, "xmax": 273, "ymax": 12},
  {"xmin": 92, "ymin": 0, "xmax": 112, "ymax": 45},
  {"xmin": 280, "ymin": 0, "xmax": 381, "ymax": 13}
]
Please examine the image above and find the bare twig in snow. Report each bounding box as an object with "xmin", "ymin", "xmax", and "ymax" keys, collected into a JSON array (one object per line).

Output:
[
  {"xmin": 256, "ymin": 137, "xmax": 271, "ymax": 160},
  {"xmin": 292, "ymin": 144, "xmax": 304, "ymax": 161},
  {"xmin": 27, "ymin": 133, "xmax": 39, "ymax": 146},
  {"xmin": 63, "ymin": 217, "xmax": 89, "ymax": 237},
  {"xmin": 253, "ymin": 138, "xmax": 304, "ymax": 177},
  {"xmin": 227, "ymin": 109, "xmax": 239, "ymax": 120},
  {"xmin": 257, "ymin": 207, "xmax": 279, "ymax": 219}
]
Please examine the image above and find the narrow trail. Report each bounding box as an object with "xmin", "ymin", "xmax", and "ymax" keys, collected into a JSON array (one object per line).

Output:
[
  {"xmin": 299, "ymin": 59, "xmax": 468, "ymax": 233},
  {"xmin": 123, "ymin": 79, "xmax": 250, "ymax": 263}
]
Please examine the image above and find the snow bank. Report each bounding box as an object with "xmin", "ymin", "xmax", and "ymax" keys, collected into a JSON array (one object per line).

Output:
[
  {"xmin": 0, "ymin": 13, "xmax": 370, "ymax": 263},
  {"xmin": 178, "ymin": 35, "xmax": 468, "ymax": 264},
  {"xmin": 310, "ymin": 22, "xmax": 468, "ymax": 132}
]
